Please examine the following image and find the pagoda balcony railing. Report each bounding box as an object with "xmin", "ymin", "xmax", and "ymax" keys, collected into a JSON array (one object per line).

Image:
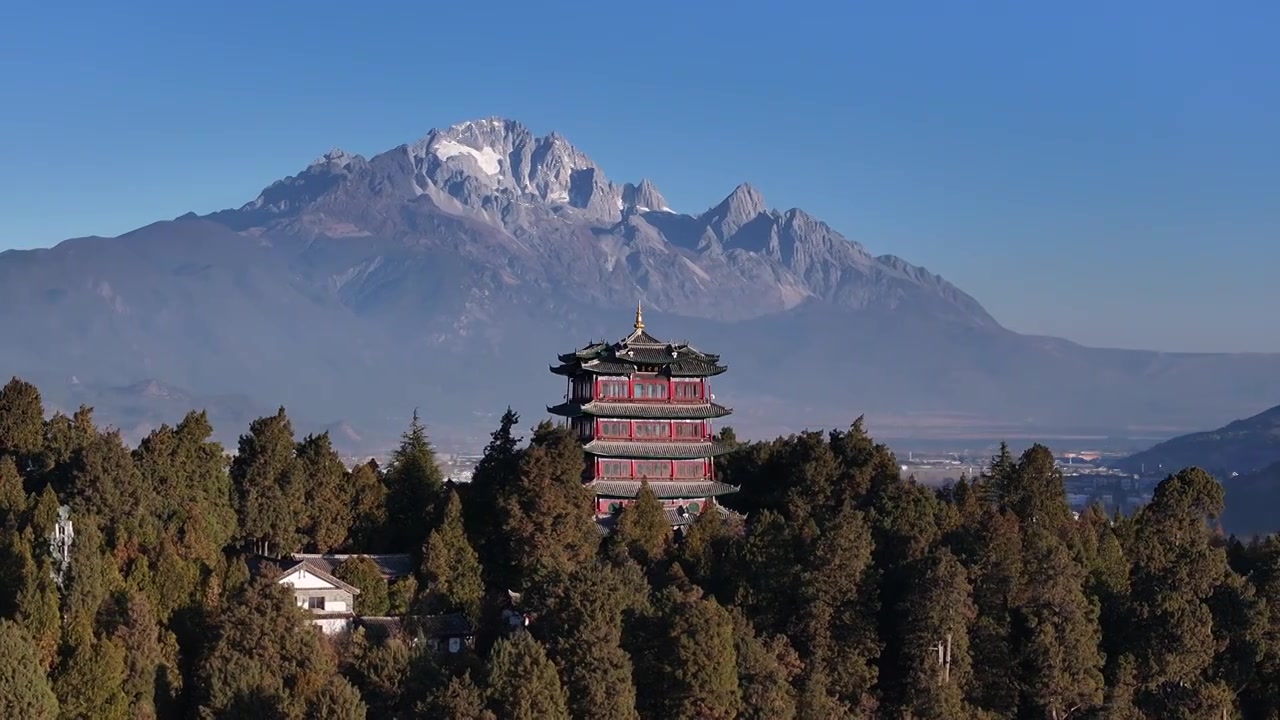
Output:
[{"xmin": 592, "ymin": 434, "xmax": 710, "ymax": 442}]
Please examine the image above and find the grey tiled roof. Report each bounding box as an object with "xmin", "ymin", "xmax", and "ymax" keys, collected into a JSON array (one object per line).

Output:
[
  {"xmin": 666, "ymin": 359, "xmax": 727, "ymax": 376},
  {"xmin": 413, "ymin": 613, "xmax": 474, "ymax": 637},
  {"xmin": 582, "ymin": 439, "xmax": 735, "ymax": 459},
  {"xmin": 623, "ymin": 328, "xmax": 666, "ymax": 345},
  {"xmin": 547, "ymin": 401, "xmax": 732, "ymax": 419},
  {"xmin": 552, "ymin": 358, "xmax": 727, "ymax": 377},
  {"xmin": 587, "ymin": 480, "xmax": 739, "ymax": 498},
  {"xmin": 290, "ymin": 553, "xmax": 414, "ymax": 580},
  {"xmin": 551, "ymin": 324, "xmax": 727, "ymax": 378},
  {"xmin": 250, "ymin": 556, "xmax": 363, "ymax": 596},
  {"xmin": 355, "ymin": 616, "xmax": 403, "ymax": 642}
]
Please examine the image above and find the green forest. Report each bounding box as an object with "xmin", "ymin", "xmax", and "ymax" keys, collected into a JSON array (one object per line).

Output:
[{"xmin": 2, "ymin": 376, "xmax": 1279, "ymax": 720}]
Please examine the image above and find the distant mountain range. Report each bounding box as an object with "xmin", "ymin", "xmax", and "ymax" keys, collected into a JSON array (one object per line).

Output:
[
  {"xmin": 2, "ymin": 117, "xmax": 1279, "ymax": 455},
  {"xmin": 1118, "ymin": 403, "xmax": 1280, "ymax": 536},
  {"xmin": 1117, "ymin": 404, "xmax": 1280, "ymax": 478}
]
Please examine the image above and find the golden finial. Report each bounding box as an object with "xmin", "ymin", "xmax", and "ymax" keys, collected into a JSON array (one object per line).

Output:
[{"xmin": 634, "ymin": 300, "xmax": 645, "ymax": 330}]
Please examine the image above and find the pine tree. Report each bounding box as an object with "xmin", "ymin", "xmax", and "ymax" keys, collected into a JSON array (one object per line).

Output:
[
  {"xmin": 0, "ymin": 377, "xmax": 44, "ymax": 468},
  {"xmin": 52, "ymin": 634, "xmax": 131, "ymax": 720},
  {"xmin": 535, "ymin": 562, "xmax": 640, "ymax": 720},
  {"xmin": 792, "ymin": 503, "xmax": 878, "ymax": 708},
  {"xmin": 780, "ymin": 430, "xmax": 844, "ymax": 523},
  {"xmin": 611, "ymin": 480, "xmax": 671, "ymax": 566},
  {"xmin": 420, "ymin": 672, "xmax": 495, "ymax": 720},
  {"xmin": 9, "ymin": 532, "xmax": 60, "ymax": 668},
  {"xmin": 384, "ymin": 411, "xmax": 446, "ymax": 553},
  {"xmin": 676, "ymin": 505, "xmax": 740, "ymax": 601},
  {"xmin": 0, "ymin": 619, "xmax": 58, "ymax": 719},
  {"xmin": 963, "ymin": 508, "xmax": 1024, "ymax": 716},
  {"xmin": 495, "ymin": 423, "xmax": 597, "ymax": 588},
  {"xmin": 648, "ymin": 593, "xmax": 743, "ymax": 720},
  {"xmin": 828, "ymin": 416, "xmax": 901, "ymax": 510},
  {"xmin": 1077, "ymin": 503, "xmax": 1131, "ymax": 669},
  {"xmin": 34, "ymin": 406, "xmax": 97, "ymax": 497},
  {"xmin": 342, "ymin": 627, "xmax": 417, "ymax": 715},
  {"xmin": 1014, "ymin": 526, "xmax": 1105, "ymax": 719},
  {"xmin": 333, "ymin": 556, "xmax": 390, "ymax": 616},
  {"xmin": 60, "ymin": 516, "xmax": 116, "ymax": 647},
  {"xmin": 70, "ymin": 429, "xmax": 155, "ymax": 548},
  {"xmin": 297, "ymin": 432, "xmax": 353, "ymax": 552},
  {"xmin": 1096, "ymin": 654, "xmax": 1144, "ymax": 720},
  {"xmin": 1125, "ymin": 467, "xmax": 1228, "ymax": 718},
  {"xmin": 737, "ymin": 510, "xmax": 804, "ymax": 635},
  {"xmin": 347, "ymin": 460, "xmax": 387, "ymax": 552},
  {"xmin": 0, "ymin": 455, "xmax": 24, "ymax": 526},
  {"xmin": 101, "ymin": 590, "xmax": 179, "ymax": 719},
  {"xmin": 420, "ymin": 490, "xmax": 484, "ymax": 621},
  {"xmin": 196, "ymin": 576, "xmax": 340, "ymax": 717},
  {"xmin": 307, "ymin": 676, "xmax": 368, "ymax": 720},
  {"xmin": 1006, "ymin": 444, "xmax": 1071, "ymax": 530},
  {"xmin": 231, "ymin": 408, "xmax": 305, "ymax": 556},
  {"xmin": 893, "ymin": 548, "xmax": 976, "ymax": 719},
  {"xmin": 730, "ymin": 608, "xmax": 800, "ymax": 720},
  {"xmin": 485, "ymin": 631, "xmax": 570, "ymax": 720},
  {"xmin": 984, "ymin": 442, "xmax": 1017, "ymax": 508},
  {"xmin": 134, "ymin": 410, "xmax": 236, "ymax": 572},
  {"xmin": 467, "ymin": 408, "xmax": 523, "ymax": 572}
]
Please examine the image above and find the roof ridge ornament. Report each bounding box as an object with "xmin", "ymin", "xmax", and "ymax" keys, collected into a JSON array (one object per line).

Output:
[{"xmin": 634, "ymin": 300, "xmax": 644, "ymax": 330}]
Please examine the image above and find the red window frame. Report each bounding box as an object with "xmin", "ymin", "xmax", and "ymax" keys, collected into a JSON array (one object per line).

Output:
[
  {"xmin": 630, "ymin": 380, "xmax": 669, "ymax": 401},
  {"xmin": 635, "ymin": 461, "xmax": 672, "ymax": 478},
  {"xmin": 597, "ymin": 459, "xmax": 630, "ymax": 477},
  {"xmin": 596, "ymin": 420, "xmax": 630, "ymax": 438},
  {"xmin": 675, "ymin": 460, "xmax": 705, "ymax": 478},
  {"xmin": 673, "ymin": 421, "xmax": 704, "ymax": 439},
  {"xmin": 673, "ymin": 380, "xmax": 702, "ymax": 401}
]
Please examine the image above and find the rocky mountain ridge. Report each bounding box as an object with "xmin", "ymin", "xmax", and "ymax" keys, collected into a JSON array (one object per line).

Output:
[
  {"xmin": 211, "ymin": 117, "xmax": 995, "ymax": 326},
  {"xmin": 3, "ymin": 117, "xmax": 1280, "ymax": 454}
]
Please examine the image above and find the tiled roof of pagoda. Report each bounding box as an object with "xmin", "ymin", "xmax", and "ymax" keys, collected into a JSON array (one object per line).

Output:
[
  {"xmin": 582, "ymin": 439, "xmax": 736, "ymax": 459},
  {"xmin": 546, "ymin": 401, "xmax": 732, "ymax": 419},
  {"xmin": 551, "ymin": 357, "xmax": 726, "ymax": 377},
  {"xmin": 551, "ymin": 306, "xmax": 727, "ymax": 377},
  {"xmin": 587, "ymin": 480, "xmax": 739, "ymax": 499}
]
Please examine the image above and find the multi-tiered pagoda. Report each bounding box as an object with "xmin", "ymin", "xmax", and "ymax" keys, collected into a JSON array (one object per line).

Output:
[{"xmin": 549, "ymin": 305, "xmax": 737, "ymax": 530}]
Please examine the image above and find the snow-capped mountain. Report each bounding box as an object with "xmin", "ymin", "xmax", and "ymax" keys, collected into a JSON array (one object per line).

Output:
[{"xmin": 3, "ymin": 117, "xmax": 1279, "ymax": 452}]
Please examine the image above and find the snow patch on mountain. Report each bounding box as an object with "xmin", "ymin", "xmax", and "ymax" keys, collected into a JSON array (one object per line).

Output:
[{"xmin": 431, "ymin": 139, "xmax": 503, "ymax": 175}]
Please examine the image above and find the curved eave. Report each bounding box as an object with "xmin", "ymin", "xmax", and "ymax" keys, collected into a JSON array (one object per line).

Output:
[
  {"xmin": 587, "ymin": 480, "xmax": 740, "ymax": 499},
  {"xmin": 580, "ymin": 363, "xmax": 727, "ymax": 377},
  {"xmin": 582, "ymin": 440, "xmax": 737, "ymax": 459},
  {"xmin": 558, "ymin": 344, "xmax": 610, "ymax": 363},
  {"xmin": 670, "ymin": 364, "xmax": 728, "ymax": 377},
  {"xmin": 549, "ymin": 363, "xmax": 602, "ymax": 377},
  {"xmin": 551, "ymin": 360, "xmax": 728, "ymax": 377},
  {"xmin": 548, "ymin": 401, "xmax": 733, "ymax": 419}
]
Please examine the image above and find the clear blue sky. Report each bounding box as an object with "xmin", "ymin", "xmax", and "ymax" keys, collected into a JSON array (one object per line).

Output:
[{"xmin": 1, "ymin": 0, "xmax": 1276, "ymax": 352}]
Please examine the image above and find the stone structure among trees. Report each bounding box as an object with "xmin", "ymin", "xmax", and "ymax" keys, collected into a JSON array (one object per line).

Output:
[{"xmin": 549, "ymin": 305, "xmax": 738, "ymax": 529}]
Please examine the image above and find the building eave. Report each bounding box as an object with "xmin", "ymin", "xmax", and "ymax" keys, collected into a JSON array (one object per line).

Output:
[
  {"xmin": 586, "ymin": 480, "xmax": 740, "ymax": 499},
  {"xmin": 548, "ymin": 401, "xmax": 733, "ymax": 419},
  {"xmin": 582, "ymin": 439, "xmax": 737, "ymax": 459}
]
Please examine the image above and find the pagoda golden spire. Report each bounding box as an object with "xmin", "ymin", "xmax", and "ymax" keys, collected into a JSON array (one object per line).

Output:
[{"xmin": 634, "ymin": 300, "xmax": 645, "ymax": 330}]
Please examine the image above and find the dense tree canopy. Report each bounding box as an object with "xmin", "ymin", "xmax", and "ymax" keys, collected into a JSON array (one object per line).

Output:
[{"xmin": 2, "ymin": 376, "xmax": 1280, "ymax": 719}]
